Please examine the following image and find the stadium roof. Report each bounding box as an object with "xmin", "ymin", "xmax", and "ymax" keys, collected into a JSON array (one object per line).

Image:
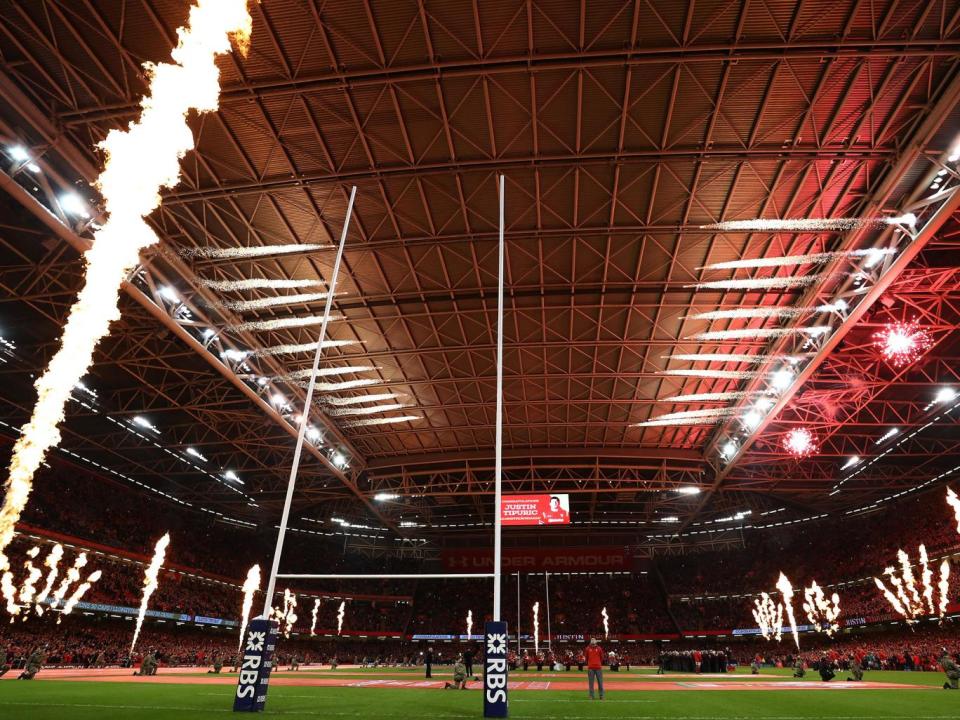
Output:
[{"xmin": 1, "ymin": 0, "xmax": 960, "ymax": 553}]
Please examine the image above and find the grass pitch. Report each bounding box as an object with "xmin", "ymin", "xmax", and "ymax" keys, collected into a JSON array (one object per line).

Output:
[{"xmin": 0, "ymin": 667, "xmax": 956, "ymax": 719}]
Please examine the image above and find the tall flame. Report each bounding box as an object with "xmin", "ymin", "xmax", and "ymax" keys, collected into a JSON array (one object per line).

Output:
[
  {"xmin": 0, "ymin": 0, "xmax": 252, "ymax": 572},
  {"xmin": 337, "ymin": 600, "xmax": 346, "ymax": 635},
  {"xmin": 533, "ymin": 601, "xmax": 540, "ymax": 653},
  {"xmin": 237, "ymin": 564, "xmax": 261, "ymax": 652},
  {"xmin": 17, "ymin": 547, "xmax": 42, "ymax": 612},
  {"xmin": 466, "ymin": 609, "xmax": 473, "ymax": 638},
  {"xmin": 874, "ymin": 544, "xmax": 951, "ymax": 623},
  {"xmin": 311, "ymin": 598, "xmax": 321, "ymax": 636},
  {"xmin": 947, "ymin": 488, "xmax": 960, "ymax": 533},
  {"xmin": 601, "ymin": 607, "xmax": 609, "ymax": 639},
  {"xmin": 801, "ymin": 581, "xmax": 841, "ymax": 637},
  {"xmin": 131, "ymin": 534, "xmax": 170, "ymax": 653},
  {"xmin": 776, "ymin": 573, "xmax": 800, "ymax": 650},
  {"xmin": 51, "ymin": 553, "xmax": 88, "ymax": 610}
]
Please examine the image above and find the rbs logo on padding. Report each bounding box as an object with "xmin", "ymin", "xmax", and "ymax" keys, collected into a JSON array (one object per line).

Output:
[{"xmin": 483, "ymin": 622, "xmax": 509, "ymax": 717}]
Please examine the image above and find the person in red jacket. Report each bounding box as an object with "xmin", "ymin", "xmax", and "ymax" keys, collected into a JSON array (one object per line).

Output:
[{"xmin": 585, "ymin": 637, "xmax": 605, "ymax": 700}]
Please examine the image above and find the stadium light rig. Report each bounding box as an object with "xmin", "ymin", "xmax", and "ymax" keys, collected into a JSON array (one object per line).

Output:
[
  {"xmin": 677, "ymin": 486, "xmax": 701, "ymax": 495},
  {"xmin": 373, "ymin": 492, "xmax": 399, "ymax": 502}
]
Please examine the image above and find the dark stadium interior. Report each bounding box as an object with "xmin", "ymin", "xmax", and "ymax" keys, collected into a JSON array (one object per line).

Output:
[{"xmin": 1, "ymin": 1, "xmax": 960, "ymax": 713}]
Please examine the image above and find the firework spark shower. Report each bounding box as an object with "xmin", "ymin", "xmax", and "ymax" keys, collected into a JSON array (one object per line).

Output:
[
  {"xmin": 776, "ymin": 573, "xmax": 800, "ymax": 650},
  {"xmin": 0, "ymin": 0, "xmax": 252, "ymax": 573},
  {"xmin": 131, "ymin": 534, "xmax": 170, "ymax": 653},
  {"xmin": 801, "ymin": 581, "xmax": 841, "ymax": 637},
  {"xmin": 699, "ymin": 214, "xmax": 915, "ymax": 232},
  {"xmin": 181, "ymin": 243, "xmax": 330, "ymax": 259}
]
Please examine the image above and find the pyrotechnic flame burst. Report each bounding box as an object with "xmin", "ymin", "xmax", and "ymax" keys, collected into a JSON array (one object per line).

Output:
[
  {"xmin": 252, "ymin": 340, "xmax": 356, "ymax": 357},
  {"xmin": 699, "ymin": 215, "xmax": 914, "ymax": 232},
  {"xmin": 215, "ymin": 292, "xmax": 334, "ymax": 312},
  {"xmin": 466, "ymin": 609, "xmax": 473, "ymax": 638},
  {"xmin": 689, "ymin": 305, "xmax": 845, "ymax": 321},
  {"xmin": 34, "ymin": 543, "xmax": 64, "ymax": 614},
  {"xmin": 270, "ymin": 589, "xmax": 298, "ymax": 638},
  {"xmin": 699, "ymin": 248, "xmax": 896, "ymax": 270},
  {"xmin": 601, "ymin": 607, "xmax": 609, "ymax": 639},
  {"xmin": 131, "ymin": 534, "xmax": 170, "ymax": 653},
  {"xmin": 341, "ymin": 415, "xmax": 420, "ymax": 428},
  {"xmin": 633, "ymin": 417, "xmax": 725, "ymax": 428},
  {"xmin": 752, "ymin": 592, "xmax": 783, "ymax": 642},
  {"xmin": 305, "ymin": 379, "xmax": 384, "ymax": 393},
  {"xmin": 802, "ymin": 581, "xmax": 841, "ymax": 637},
  {"xmin": 634, "ymin": 408, "xmax": 738, "ymax": 428},
  {"xmin": 311, "ymin": 598, "xmax": 321, "ymax": 636},
  {"xmin": 872, "ymin": 321, "xmax": 933, "ymax": 368},
  {"xmin": 51, "ymin": 553, "xmax": 88, "ymax": 611},
  {"xmin": 873, "ymin": 544, "xmax": 950, "ymax": 624},
  {"xmin": 783, "ymin": 428, "xmax": 817, "ymax": 458},
  {"xmin": 533, "ymin": 601, "xmax": 540, "ymax": 654},
  {"xmin": 776, "ymin": 573, "xmax": 800, "ymax": 650},
  {"xmin": 200, "ymin": 278, "xmax": 327, "ymax": 291},
  {"xmin": 180, "ymin": 243, "xmax": 330, "ymax": 259},
  {"xmin": 0, "ymin": 0, "xmax": 252, "ymax": 573},
  {"xmin": 61, "ymin": 570, "xmax": 102, "ymax": 617},
  {"xmin": 17, "ymin": 547, "xmax": 42, "ymax": 612},
  {"xmin": 337, "ymin": 600, "xmax": 346, "ymax": 635},
  {"xmin": 237, "ymin": 564, "xmax": 260, "ymax": 652},
  {"xmin": 947, "ymin": 488, "xmax": 960, "ymax": 534}
]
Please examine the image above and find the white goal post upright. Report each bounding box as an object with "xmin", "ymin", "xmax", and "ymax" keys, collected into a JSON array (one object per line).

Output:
[
  {"xmin": 493, "ymin": 173, "xmax": 505, "ymax": 622},
  {"xmin": 261, "ymin": 186, "xmax": 357, "ymax": 618}
]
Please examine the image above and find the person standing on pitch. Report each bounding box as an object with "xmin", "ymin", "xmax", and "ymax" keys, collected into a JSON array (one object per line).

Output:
[
  {"xmin": 463, "ymin": 646, "xmax": 474, "ymax": 679},
  {"xmin": 585, "ymin": 637, "xmax": 604, "ymax": 700},
  {"xmin": 425, "ymin": 647, "xmax": 434, "ymax": 678}
]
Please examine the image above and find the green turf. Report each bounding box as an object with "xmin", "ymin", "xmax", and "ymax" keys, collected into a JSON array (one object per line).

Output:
[{"xmin": 0, "ymin": 668, "xmax": 956, "ymax": 720}]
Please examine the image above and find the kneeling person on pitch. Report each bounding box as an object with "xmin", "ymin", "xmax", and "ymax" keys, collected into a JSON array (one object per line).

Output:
[
  {"xmin": 444, "ymin": 655, "xmax": 469, "ymax": 690},
  {"xmin": 940, "ymin": 648, "xmax": 959, "ymax": 690}
]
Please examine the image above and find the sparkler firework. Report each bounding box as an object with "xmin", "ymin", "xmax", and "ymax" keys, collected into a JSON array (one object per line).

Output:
[
  {"xmin": 533, "ymin": 601, "xmax": 540, "ymax": 653},
  {"xmin": 662, "ymin": 369, "xmax": 760, "ymax": 380},
  {"xmin": 200, "ymin": 278, "xmax": 327, "ymax": 291},
  {"xmin": 229, "ymin": 314, "xmax": 345, "ymax": 333},
  {"xmin": 665, "ymin": 353, "xmax": 795, "ymax": 364},
  {"xmin": 663, "ymin": 391, "xmax": 756, "ymax": 403},
  {"xmin": 687, "ymin": 326, "xmax": 830, "ymax": 341},
  {"xmin": 947, "ymin": 488, "xmax": 960, "ymax": 533},
  {"xmin": 311, "ymin": 598, "xmax": 321, "ymax": 636},
  {"xmin": 699, "ymin": 247, "xmax": 897, "ymax": 270},
  {"xmin": 305, "ymin": 379, "xmax": 384, "ymax": 393},
  {"xmin": 237, "ymin": 564, "xmax": 260, "ymax": 652},
  {"xmin": 689, "ymin": 304, "xmax": 845, "ymax": 321},
  {"xmin": 802, "ymin": 581, "xmax": 841, "ymax": 637},
  {"xmin": 601, "ymin": 607, "xmax": 609, "ymax": 639},
  {"xmin": 215, "ymin": 292, "xmax": 334, "ymax": 312},
  {"xmin": 699, "ymin": 214, "xmax": 915, "ymax": 232},
  {"xmin": 252, "ymin": 340, "xmax": 356, "ymax": 357},
  {"xmin": 776, "ymin": 573, "xmax": 800, "ymax": 650},
  {"xmin": 180, "ymin": 243, "xmax": 330, "ymax": 259},
  {"xmin": 337, "ymin": 600, "xmax": 346, "ymax": 635},
  {"xmin": 325, "ymin": 403, "xmax": 408, "ymax": 417},
  {"xmin": 340, "ymin": 415, "xmax": 420, "ymax": 428},
  {"xmin": 690, "ymin": 275, "xmax": 825, "ymax": 291},
  {"xmin": 131, "ymin": 534, "xmax": 170, "ymax": 653},
  {"xmin": 0, "ymin": 0, "xmax": 252, "ymax": 572},
  {"xmin": 320, "ymin": 393, "xmax": 400, "ymax": 406},
  {"xmin": 266, "ymin": 366, "xmax": 376, "ymax": 381},
  {"xmin": 633, "ymin": 416, "xmax": 725, "ymax": 428}
]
